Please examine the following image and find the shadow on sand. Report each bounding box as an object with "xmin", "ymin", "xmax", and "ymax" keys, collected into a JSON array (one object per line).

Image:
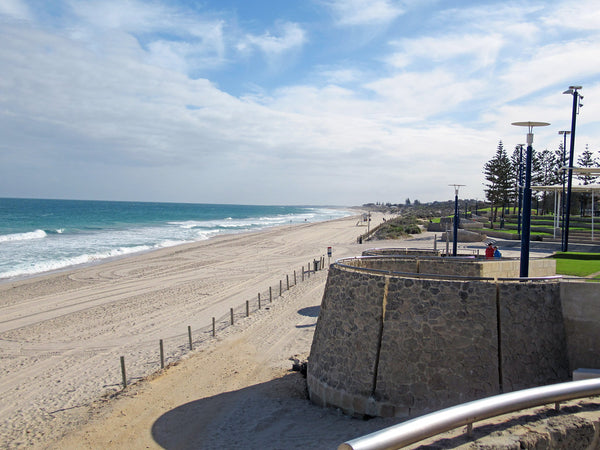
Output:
[
  {"xmin": 297, "ymin": 305, "xmax": 320, "ymax": 317},
  {"xmin": 150, "ymin": 371, "xmax": 397, "ymax": 450}
]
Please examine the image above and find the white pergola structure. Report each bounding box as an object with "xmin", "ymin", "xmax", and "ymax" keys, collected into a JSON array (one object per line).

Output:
[{"xmin": 532, "ymin": 168, "xmax": 600, "ymax": 240}]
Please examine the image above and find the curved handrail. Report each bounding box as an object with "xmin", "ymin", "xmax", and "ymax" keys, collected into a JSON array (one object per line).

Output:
[{"xmin": 339, "ymin": 378, "xmax": 600, "ymax": 450}]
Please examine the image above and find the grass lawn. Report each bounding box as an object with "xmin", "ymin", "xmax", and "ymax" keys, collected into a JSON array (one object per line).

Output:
[{"xmin": 551, "ymin": 252, "xmax": 600, "ymax": 278}]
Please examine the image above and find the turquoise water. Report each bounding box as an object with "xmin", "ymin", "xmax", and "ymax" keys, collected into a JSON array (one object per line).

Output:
[{"xmin": 0, "ymin": 198, "xmax": 351, "ymax": 280}]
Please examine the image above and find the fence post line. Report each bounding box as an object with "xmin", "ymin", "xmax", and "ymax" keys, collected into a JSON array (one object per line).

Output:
[
  {"xmin": 269, "ymin": 286, "xmax": 272, "ymax": 302},
  {"xmin": 212, "ymin": 317, "xmax": 216, "ymax": 337},
  {"xmin": 246, "ymin": 300, "xmax": 249, "ymax": 317},
  {"xmin": 230, "ymin": 308, "xmax": 234, "ymax": 325},
  {"xmin": 120, "ymin": 356, "xmax": 127, "ymax": 388},
  {"xmin": 159, "ymin": 339, "xmax": 165, "ymax": 369},
  {"xmin": 188, "ymin": 325, "xmax": 193, "ymax": 350},
  {"xmin": 258, "ymin": 293, "xmax": 261, "ymax": 309}
]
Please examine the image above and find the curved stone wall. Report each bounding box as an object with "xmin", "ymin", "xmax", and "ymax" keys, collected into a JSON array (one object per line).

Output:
[{"xmin": 307, "ymin": 256, "xmax": 569, "ymax": 419}]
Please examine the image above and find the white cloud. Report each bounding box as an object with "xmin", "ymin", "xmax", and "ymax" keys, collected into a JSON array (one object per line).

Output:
[
  {"xmin": 0, "ymin": 0, "xmax": 31, "ymax": 21},
  {"xmin": 322, "ymin": 0, "xmax": 405, "ymax": 26},
  {"xmin": 387, "ymin": 33, "xmax": 504, "ymax": 70},
  {"xmin": 66, "ymin": 0, "xmax": 227, "ymax": 73},
  {"xmin": 541, "ymin": 0, "xmax": 600, "ymax": 30},
  {"xmin": 237, "ymin": 22, "xmax": 306, "ymax": 57},
  {"xmin": 364, "ymin": 69, "xmax": 486, "ymax": 121}
]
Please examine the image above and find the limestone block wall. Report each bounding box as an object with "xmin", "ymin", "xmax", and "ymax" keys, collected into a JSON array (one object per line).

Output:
[
  {"xmin": 498, "ymin": 282, "xmax": 569, "ymax": 392},
  {"xmin": 362, "ymin": 248, "xmax": 441, "ymax": 257},
  {"xmin": 308, "ymin": 256, "xmax": 570, "ymax": 419},
  {"xmin": 357, "ymin": 251, "xmax": 556, "ymax": 279},
  {"xmin": 560, "ymin": 282, "xmax": 600, "ymax": 372},
  {"xmin": 374, "ymin": 278, "xmax": 499, "ymax": 416}
]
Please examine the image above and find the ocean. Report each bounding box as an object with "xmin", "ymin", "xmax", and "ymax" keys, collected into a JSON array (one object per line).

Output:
[{"xmin": 0, "ymin": 198, "xmax": 352, "ymax": 281}]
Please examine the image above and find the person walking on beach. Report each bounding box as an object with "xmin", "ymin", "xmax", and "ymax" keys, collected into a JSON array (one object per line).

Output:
[{"xmin": 485, "ymin": 242, "xmax": 494, "ymax": 259}]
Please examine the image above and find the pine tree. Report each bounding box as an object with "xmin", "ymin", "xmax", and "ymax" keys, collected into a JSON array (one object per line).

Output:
[
  {"xmin": 576, "ymin": 147, "xmax": 599, "ymax": 215},
  {"xmin": 576, "ymin": 147, "xmax": 599, "ymax": 185},
  {"xmin": 510, "ymin": 146, "xmax": 523, "ymax": 214},
  {"xmin": 534, "ymin": 149, "xmax": 559, "ymax": 214},
  {"xmin": 484, "ymin": 141, "xmax": 512, "ymax": 223}
]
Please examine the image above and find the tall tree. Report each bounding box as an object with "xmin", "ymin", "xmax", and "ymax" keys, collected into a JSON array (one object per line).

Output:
[
  {"xmin": 510, "ymin": 145, "xmax": 523, "ymax": 213},
  {"xmin": 576, "ymin": 147, "xmax": 599, "ymax": 185},
  {"xmin": 534, "ymin": 148, "xmax": 559, "ymax": 214},
  {"xmin": 576, "ymin": 146, "xmax": 599, "ymax": 215},
  {"xmin": 484, "ymin": 141, "xmax": 512, "ymax": 223}
]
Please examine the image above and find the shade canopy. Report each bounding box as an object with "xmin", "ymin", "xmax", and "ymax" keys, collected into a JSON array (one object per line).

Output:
[{"xmin": 511, "ymin": 121, "xmax": 551, "ymax": 127}]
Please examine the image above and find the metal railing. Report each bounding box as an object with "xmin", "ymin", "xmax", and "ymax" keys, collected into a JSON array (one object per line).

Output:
[{"xmin": 339, "ymin": 378, "xmax": 600, "ymax": 450}]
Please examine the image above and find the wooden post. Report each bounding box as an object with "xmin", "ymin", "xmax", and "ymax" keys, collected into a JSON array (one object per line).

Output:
[
  {"xmin": 159, "ymin": 339, "xmax": 164, "ymax": 369},
  {"xmin": 302, "ymin": 266, "xmax": 304, "ymax": 281},
  {"xmin": 188, "ymin": 325, "xmax": 193, "ymax": 350},
  {"xmin": 230, "ymin": 308, "xmax": 234, "ymax": 325},
  {"xmin": 212, "ymin": 317, "xmax": 216, "ymax": 337},
  {"xmin": 286, "ymin": 274, "xmax": 289, "ymax": 290},
  {"xmin": 269, "ymin": 286, "xmax": 272, "ymax": 302},
  {"xmin": 120, "ymin": 356, "xmax": 127, "ymax": 388},
  {"xmin": 294, "ymin": 270, "xmax": 296, "ymax": 285},
  {"xmin": 280, "ymin": 280, "xmax": 282, "ymax": 296},
  {"xmin": 246, "ymin": 300, "xmax": 249, "ymax": 317},
  {"xmin": 258, "ymin": 293, "xmax": 261, "ymax": 309}
]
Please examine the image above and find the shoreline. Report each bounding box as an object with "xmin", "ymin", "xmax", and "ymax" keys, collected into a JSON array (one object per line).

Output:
[{"xmin": 0, "ymin": 210, "xmax": 357, "ymax": 286}]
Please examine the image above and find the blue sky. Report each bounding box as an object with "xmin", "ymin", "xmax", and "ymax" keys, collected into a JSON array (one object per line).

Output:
[{"xmin": 1, "ymin": 0, "xmax": 599, "ymax": 205}]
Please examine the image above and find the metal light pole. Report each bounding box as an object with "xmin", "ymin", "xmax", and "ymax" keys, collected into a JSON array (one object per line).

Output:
[
  {"xmin": 449, "ymin": 184, "xmax": 465, "ymax": 256},
  {"xmin": 562, "ymin": 86, "xmax": 583, "ymax": 252},
  {"xmin": 516, "ymin": 144, "xmax": 524, "ymax": 237},
  {"xmin": 558, "ymin": 130, "xmax": 571, "ymax": 251},
  {"xmin": 511, "ymin": 122, "xmax": 550, "ymax": 277}
]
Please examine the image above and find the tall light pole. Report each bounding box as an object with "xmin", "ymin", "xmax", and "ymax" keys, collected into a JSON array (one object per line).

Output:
[
  {"xmin": 562, "ymin": 86, "xmax": 583, "ymax": 252},
  {"xmin": 516, "ymin": 144, "xmax": 524, "ymax": 237},
  {"xmin": 558, "ymin": 130, "xmax": 571, "ymax": 251},
  {"xmin": 511, "ymin": 121, "xmax": 550, "ymax": 277},
  {"xmin": 449, "ymin": 184, "xmax": 465, "ymax": 256}
]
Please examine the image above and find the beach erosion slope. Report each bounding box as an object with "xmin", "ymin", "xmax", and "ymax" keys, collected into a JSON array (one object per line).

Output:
[{"xmin": 0, "ymin": 212, "xmax": 411, "ymax": 448}]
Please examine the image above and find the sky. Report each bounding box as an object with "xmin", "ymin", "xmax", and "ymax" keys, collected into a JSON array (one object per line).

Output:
[{"xmin": 1, "ymin": 0, "xmax": 599, "ymax": 206}]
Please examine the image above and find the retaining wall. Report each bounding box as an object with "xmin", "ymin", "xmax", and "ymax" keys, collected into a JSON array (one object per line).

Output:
[
  {"xmin": 561, "ymin": 282, "xmax": 600, "ymax": 372},
  {"xmin": 356, "ymin": 251, "xmax": 556, "ymax": 278},
  {"xmin": 308, "ymin": 256, "xmax": 576, "ymax": 419}
]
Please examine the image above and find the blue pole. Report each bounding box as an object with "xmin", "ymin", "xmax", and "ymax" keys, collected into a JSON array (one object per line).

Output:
[
  {"xmin": 520, "ymin": 141, "xmax": 533, "ymax": 277},
  {"xmin": 564, "ymin": 91, "xmax": 579, "ymax": 252},
  {"xmin": 453, "ymin": 193, "xmax": 459, "ymax": 256},
  {"xmin": 517, "ymin": 145, "xmax": 523, "ymax": 237}
]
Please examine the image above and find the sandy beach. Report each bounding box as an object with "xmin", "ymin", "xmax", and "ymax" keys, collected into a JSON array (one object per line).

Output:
[
  {"xmin": 0, "ymin": 213, "xmax": 555, "ymax": 449},
  {"xmin": 0, "ymin": 212, "xmax": 385, "ymax": 448}
]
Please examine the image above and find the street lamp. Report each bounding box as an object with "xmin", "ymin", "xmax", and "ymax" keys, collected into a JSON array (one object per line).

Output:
[
  {"xmin": 558, "ymin": 130, "xmax": 571, "ymax": 251},
  {"xmin": 449, "ymin": 184, "xmax": 465, "ymax": 256},
  {"xmin": 562, "ymin": 86, "xmax": 583, "ymax": 252},
  {"xmin": 515, "ymin": 144, "xmax": 525, "ymax": 237},
  {"xmin": 511, "ymin": 121, "xmax": 550, "ymax": 277}
]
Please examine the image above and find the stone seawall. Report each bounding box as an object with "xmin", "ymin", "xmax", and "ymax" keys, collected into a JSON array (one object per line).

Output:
[{"xmin": 307, "ymin": 257, "xmax": 570, "ymax": 418}]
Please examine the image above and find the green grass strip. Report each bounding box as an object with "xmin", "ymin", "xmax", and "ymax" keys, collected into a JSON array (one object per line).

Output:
[{"xmin": 551, "ymin": 252, "xmax": 600, "ymax": 277}]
